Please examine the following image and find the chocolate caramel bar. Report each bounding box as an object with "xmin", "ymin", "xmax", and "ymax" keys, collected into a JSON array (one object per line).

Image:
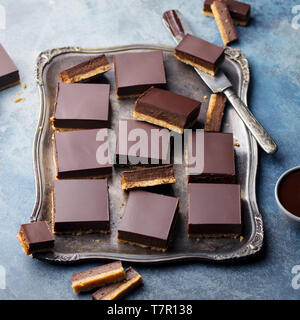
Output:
[
  {"xmin": 187, "ymin": 131, "xmax": 236, "ymax": 183},
  {"xmin": 113, "ymin": 51, "xmax": 166, "ymax": 99},
  {"xmin": 205, "ymin": 94, "xmax": 227, "ymax": 132},
  {"xmin": 203, "ymin": 0, "xmax": 251, "ymax": 26},
  {"xmin": 53, "ymin": 179, "xmax": 110, "ymax": 235},
  {"xmin": 188, "ymin": 183, "xmax": 242, "ymax": 238},
  {"xmin": 53, "ymin": 129, "xmax": 112, "ymax": 179},
  {"xmin": 117, "ymin": 190, "xmax": 179, "ymax": 252},
  {"xmin": 121, "ymin": 165, "xmax": 176, "ymax": 190},
  {"xmin": 53, "ymin": 83, "xmax": 110, "ymax": 129},
  {"xmin": 134, "ymin": 87, "xmax": 201, "ymax": 134},
  {"xmin": 115, "ymin": 119, "xmax": 171, "ymax": 165},
  {"xmin": 59, "ymin": 55, "xmax": 110, "ymax": 83},
  {"xmin": 211, "ymin": 0, "xmax": 238, "ymax": 46},
  {"xmin": 72, "ymin": 261, "xmax": 126, "ymax": 293},
  {"xmin": 17, "ymin": 221, "xmax": 54, "ymax": 255},
  {"xmin": 174, "ymin": 34, "xmax": 224, "ymax": 76}
]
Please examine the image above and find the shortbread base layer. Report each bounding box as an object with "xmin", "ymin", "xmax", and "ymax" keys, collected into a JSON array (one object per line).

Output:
[
  {"xmin": 134, "ymin": 110, "xmax": 196, "ymax": 134},
  {"xmin": 72, "ymin": 267, "xmax": 126, "ymax": 293},
  {"xmin": 121, "ymin": 176, "xmax": 176, "ymax": 190},
  {"xmin": 117, "ymin": 238, "xmax": 167, "ymax": 252},
  {"xmin": 188, "ymin": 233, "xmax": 240, "ymax": 239}
]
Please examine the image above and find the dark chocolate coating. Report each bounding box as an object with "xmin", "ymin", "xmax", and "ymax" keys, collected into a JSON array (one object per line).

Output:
[
  {"xmin": 188, "ymin": 131, "xmax": 235, "ymax": 182},
  {"xmin": 135, "ymin": 87, "xmax": 201, "ymax": 130},
  {"xmin": 188, "ymin": 183, "xmax": 241, "ymax": 235},
  {"xmin": 175, "ymin": 34, "xmax": 224, "ymax": 65},
  {"xmin": 54, "ymin": 128, "xmax": 112, "ymax": 178},
  {"xmin": 113, "ymin": 51, "xmax": 166, "ymax": 96},
  {"xmin": 117, "ymin": 190, "xmax": 179, "ymax": 249},
  {"xmin": 54, "ymin": 179, "xmax": 110, "ymax": 233},
  {"xmin": 21, "ymin": 221, "xmax": 54, "ymax": 249},
  {"xmin": 0, "ymin": 44, "xmax": 19, "ymax": 89},
  {"xmin": 203, "ymin": 0, "xmax": 251, "ymax": 22},
  {"xmin": 115, "ymin": 119, "xmax": 171, "ymax": 165},
  {"xmin": 54, "ymin": 83, "xmax": 110, "ymax": 129}
]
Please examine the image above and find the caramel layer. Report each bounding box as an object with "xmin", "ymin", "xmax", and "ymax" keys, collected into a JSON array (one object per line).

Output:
[
  {"xmin": 174, "ymin": 50, "xmax": 221, "ymax": 76},
  {"xmin": 121, "ymin": 165, "xmax": 176, "ymax": 190}
]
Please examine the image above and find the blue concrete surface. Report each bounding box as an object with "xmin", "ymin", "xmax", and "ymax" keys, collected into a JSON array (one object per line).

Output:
[{"xmin": 0, "ymin": 0, "xmax": 300, "ymax": 300}]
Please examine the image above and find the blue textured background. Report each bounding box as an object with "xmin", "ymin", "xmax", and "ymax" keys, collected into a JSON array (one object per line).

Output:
[{"xmin": 0, "ymin": 0, "xmax": 300, "ymax": 300}]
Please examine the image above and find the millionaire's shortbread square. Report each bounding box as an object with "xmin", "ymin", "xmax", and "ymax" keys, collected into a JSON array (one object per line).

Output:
[
  {"xmin": 59, "ymin": 54, "xmax": 110, "ymax": 83},
  {"xmin": 113, "ymin": 51, "xmax": 166, "ymax": 98},
  {"xmin": 188, "ymin": 183, "xmax": 242, "ymax": 238},
  {"xmin": 117, "ymin": 190, "xmax": 179, "ymax": 251},
  {"xmin": 53, "ymin": 128, "xmax": 112, "ymax": 179},
  {"xmin": 174, "ymin": 34, "xmax": 224, "ymax": 76},
  {"xmin": 53, "ymin": 179, "xmax": 110, "ymax": 235},
  {"xmin": 134, "ymin": 87, "xmax": 201, "ymax": 133},
  {"xmin": 53, "ymin": 83, "xmax": 110, "ymax": 129}
]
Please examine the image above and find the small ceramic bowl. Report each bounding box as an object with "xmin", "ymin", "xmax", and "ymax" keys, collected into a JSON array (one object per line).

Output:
[{"xmin": 275, "ymin": 166, "xmax": 300, "ymax": 224}]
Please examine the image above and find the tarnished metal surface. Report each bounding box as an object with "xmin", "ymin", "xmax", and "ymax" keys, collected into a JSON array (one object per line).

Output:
[{"xmin": 31, "ymin": 44, "xmax": 263, "ymax": 263}]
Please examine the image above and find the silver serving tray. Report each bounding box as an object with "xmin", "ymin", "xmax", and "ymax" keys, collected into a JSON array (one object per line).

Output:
[{"xmin": 31, "ymin": 44, "xmax": 263, "ymax": 263}]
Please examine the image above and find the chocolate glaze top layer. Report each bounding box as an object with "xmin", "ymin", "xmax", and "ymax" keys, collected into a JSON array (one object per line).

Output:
[
  {"xmin": 188, "ymin": 131, "xmax": 235, "ymax": 176},
  {"xmin": 55, "ymin": 83, "xmax": 110, "ymax": 121},
  {"xmin": 54, "ymin": 179, "xmax": 109, "ymax": 224},
  {"xmin": 136, "ymin": 87, "xmax": 201, "ymax": 117},
  {"xmin": 189, "ymin": 183, "xmax": 241, "ymax": 225},
  {"xmin": 278, "ymin": 169, "xmax": 300, "ymax": 217},
  {"xmin": 54, "ymin": 128, "xmax": 111, "ymax": 173},
  {"xmin": 114, "ymin": 51, "xmax": 166, "ymax": 89},
  {"xmin": 116, "ymin": 119, "xmax": 170, "ymax": 163},
  {"xmin": 0, "ymin": 44, "xmax": 18, "ymax": 77},
  {"xmin": 118, "ymin": 190, "xmax": 179, "ymax": 241},
  {"xmin": 204, "ymin": 0, "xmax": 250, "ymax": 19},
  {"xmin": 175, "ymin": 34, "xmax": 224, "ymax": 65},
  {"xmin": 21, "ymin": 221, "xmax": 54, "ymax": 244}
]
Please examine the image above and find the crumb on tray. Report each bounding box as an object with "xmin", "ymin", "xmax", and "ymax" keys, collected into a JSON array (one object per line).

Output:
[{"xmin": 14, "ymin": 97, "xmax": 24, "ymax": 103}]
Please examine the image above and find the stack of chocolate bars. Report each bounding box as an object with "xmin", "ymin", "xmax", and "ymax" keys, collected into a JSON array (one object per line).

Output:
[
  {"xmin": 72, "ymin": 261, "xmax": 143, "ymax": 300},
  {"xmin": 203, "ymin": 0, "xmax": 251, "ymax": 45}
]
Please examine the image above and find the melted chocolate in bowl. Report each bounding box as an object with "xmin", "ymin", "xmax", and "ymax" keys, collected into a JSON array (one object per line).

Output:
[{"xmin": 278, "ymin": 169, "xmax": 300, "ymax": 217}]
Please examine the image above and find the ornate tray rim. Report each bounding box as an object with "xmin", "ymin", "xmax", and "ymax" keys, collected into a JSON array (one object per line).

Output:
[{"xmin": 31, "ymin": 44, "xmax": 263, "ymax": 263}]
